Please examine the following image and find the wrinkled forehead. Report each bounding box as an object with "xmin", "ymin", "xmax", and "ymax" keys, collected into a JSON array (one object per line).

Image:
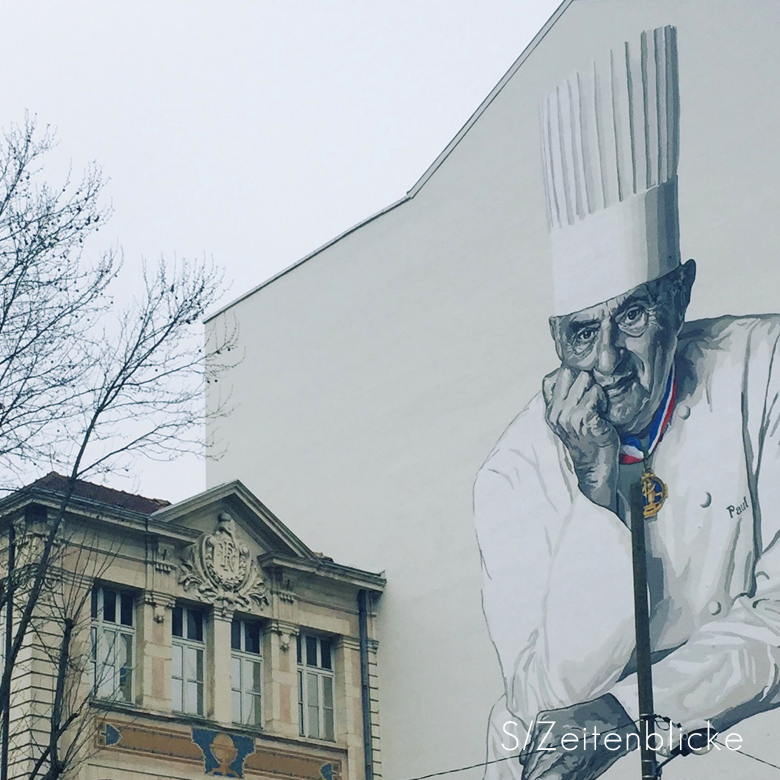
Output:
[{"xmin": 554, "ymin": 282, "xmax": 654, "ymax": 328}]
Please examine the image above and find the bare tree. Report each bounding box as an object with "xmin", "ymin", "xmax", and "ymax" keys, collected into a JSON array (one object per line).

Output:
[
  {"xmin": 6, "ymin": 516, "xmax": 126, "ymax": 780},
  {"xmin": 0, "ymin": 115, "xmax": 236, "ymax": 780}
]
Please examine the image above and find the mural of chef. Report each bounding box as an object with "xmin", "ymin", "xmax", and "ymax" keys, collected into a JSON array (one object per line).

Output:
[{"xmin": 474, "ymin": 25, "xmax": 780, "ymax": 780}]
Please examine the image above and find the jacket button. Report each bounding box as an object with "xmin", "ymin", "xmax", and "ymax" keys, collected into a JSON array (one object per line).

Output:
[
  {"xmin": 677, "ymin": 404, "xmax": 691, "ymax": 420},
  {"xmin": 708, "ymin": 600, "xmax": 722, "ymax": 616}
]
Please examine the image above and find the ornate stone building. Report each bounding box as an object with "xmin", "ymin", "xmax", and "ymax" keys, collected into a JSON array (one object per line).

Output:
[{"xmin": 0, "ymin": 473, "xmax": 384, "ymax": 780}]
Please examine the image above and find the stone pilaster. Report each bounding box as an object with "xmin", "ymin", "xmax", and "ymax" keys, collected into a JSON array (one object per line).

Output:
[
  {"xmin": 264, "ymin": 620, "xmax": 299, "ymax": 737},
  {"xmin": 208, "ymin": 607, "xmax": 235, "ymax": 724},
  {"xmin": 137, "ymin": 592, "xmax": 174, "ymax": 711},
  {"xmin": 336, "ymin": 636, "xmax": 364, "ymax": 780}
]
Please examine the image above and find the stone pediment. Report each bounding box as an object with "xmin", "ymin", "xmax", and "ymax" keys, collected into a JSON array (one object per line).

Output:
[
  {"xmin": 150, "ymin": 480, "xmax": 318, "ymax": 563},
  {"xmin": 147, "ymin": 481, "xmax": 315, "ymax": 618},
  {"xmin": 146, "ymin": 481, "xmax": 383, "ymax": 618}
]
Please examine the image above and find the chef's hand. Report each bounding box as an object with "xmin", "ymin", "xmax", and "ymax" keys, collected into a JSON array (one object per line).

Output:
[
  {"xmin": 520, "ymin": 695, "xmax": 637, "ymax": 780},
  {"xmin": 543, "ymin": 367, "xmax": 619, "ymax": 511}
]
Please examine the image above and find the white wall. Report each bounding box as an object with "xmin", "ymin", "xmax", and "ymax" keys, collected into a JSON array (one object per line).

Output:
[{"xmin": 206, "ymin": 2, "xmax": 780, "ymax": 778}]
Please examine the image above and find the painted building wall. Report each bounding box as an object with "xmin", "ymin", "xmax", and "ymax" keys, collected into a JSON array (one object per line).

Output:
[{"xmin": 206, "ymin": 2, "xmax": 780, "ymax": 778}]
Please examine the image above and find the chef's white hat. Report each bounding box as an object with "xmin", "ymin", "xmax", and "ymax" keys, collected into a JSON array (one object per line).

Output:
[{"xmin": 541, "ymin": 26, "xmax": 680, "ymax": 317}]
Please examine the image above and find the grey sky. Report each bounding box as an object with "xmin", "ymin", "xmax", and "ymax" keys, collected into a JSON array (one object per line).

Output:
[{"xmin": 1, "ymin": 0, "xmax": 561, "ymax": 502}]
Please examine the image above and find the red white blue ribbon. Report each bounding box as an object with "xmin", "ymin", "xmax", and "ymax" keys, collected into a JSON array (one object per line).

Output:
[{"xmin": 619, "ymin": 365, "xmax": 677, "ymax": 465}]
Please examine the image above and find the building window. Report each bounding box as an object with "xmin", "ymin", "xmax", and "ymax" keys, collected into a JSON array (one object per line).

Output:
[
  {"xmin": 91, "ymin": 585, "xmax": 135, "ymax": 703},
  {"xmin": 172, "ymin": 604, "xmax": 205, "ymax": 715},
  {"xmin": 297, "ymin": 633, "xmax": 334, "ymax": 740},
  {"xmin": 231, "ymin": 618, "xmax": 262, "ymax": 726}
]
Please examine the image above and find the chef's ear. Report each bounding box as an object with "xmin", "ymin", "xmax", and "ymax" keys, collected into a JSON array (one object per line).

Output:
[
  {"xmin": 675, "ymin": 259, "xmax": 697, "ymax": 331},
  {"xmin": 680, "ymin": 258, "xmax": 696, "ymax": 306}
]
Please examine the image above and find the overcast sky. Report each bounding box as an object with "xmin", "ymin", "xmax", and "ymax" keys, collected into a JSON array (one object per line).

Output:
[{"xmin": 1, "ymin": 0, "xmax": 561, "ymax": 502}]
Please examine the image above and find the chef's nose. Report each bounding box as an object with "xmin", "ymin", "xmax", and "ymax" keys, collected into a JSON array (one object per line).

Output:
[{"xmin": 594, "ymin": 321, "xmax": 624, "ymax": 376}]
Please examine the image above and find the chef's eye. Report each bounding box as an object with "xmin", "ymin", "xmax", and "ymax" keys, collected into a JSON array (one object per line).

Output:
[
  {"xmin": 617, "ymin": 305, "xmax": 648, "ymax": 336},
  {"xmin": 571, "ymin": 325, "xmax": 599, "ymax": 352}
]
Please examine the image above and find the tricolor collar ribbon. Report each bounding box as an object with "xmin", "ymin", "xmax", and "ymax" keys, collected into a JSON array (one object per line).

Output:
[{"xmin": 619, "ymin": 365, "xmax": 677, "ymax": 465}]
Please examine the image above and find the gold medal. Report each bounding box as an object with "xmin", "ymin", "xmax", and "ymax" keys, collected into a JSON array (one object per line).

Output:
[{"xmin": 641, "ymin": 468, "xmax": 668, "ymax": 518}]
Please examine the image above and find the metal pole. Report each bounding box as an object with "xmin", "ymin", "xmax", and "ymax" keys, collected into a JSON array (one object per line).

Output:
[
  {"xmin": 630, "ymin": 480, "xmax": 659, "ymax": 780},
  {"xmin": 1, "ymin": 521, "xmax": 15, "ymax": 780},
  {"xmin": 357, "ymin": 590, "xmax": 374, "ymax": 780}
]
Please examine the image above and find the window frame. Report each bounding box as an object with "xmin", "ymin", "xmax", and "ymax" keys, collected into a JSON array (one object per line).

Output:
[
  {"xmin": 171, "ymin": 603, "xmax": 207, "ymax": 716},
  {"xmin": 90, "ymin": 584, "xmax": 136, "ymax": 704},
  {"xmin": 296, "ymin": 632, "xmax": 335, "ymax": 741},
  {"xmin": 230, "ymin": 617, "xmax": 263, "ymax": 727}
]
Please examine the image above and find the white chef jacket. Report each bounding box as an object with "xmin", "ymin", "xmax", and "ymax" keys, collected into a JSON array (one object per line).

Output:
[{"xmin": 474, "ymin": 316, "xmax": 780, "ymax": 773}]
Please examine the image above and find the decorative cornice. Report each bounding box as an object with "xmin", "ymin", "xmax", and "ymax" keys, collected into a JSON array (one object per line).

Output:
[
  {"xmin": 151, "ymin": 541, "xmax": 178, "ymax": 575},
  {"xmin": 259, "ymin": 552, "xmax": 385, "ymax": 592},
  {"xmin": 268, "ymin": 620, "xmax": 298, "ymax": 653},
  {"xmin": 142, "ymin": 591, "xmax": 175, "ymax": 606},
  {"xmin": 264, "ymin": 567, "xmax": 297, "ymax": 605},
  {"xmin": 337, "ymin": 636, "xmax": 361, "ymax": 652},
  {"xmin": 142, "ymin": 592, "xmax": 176, "ymax": 623}
]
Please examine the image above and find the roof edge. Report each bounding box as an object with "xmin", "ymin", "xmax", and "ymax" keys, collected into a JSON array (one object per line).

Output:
[
  {"xmin": 152, "ymin": 479, "xmax": 319, "ymax": 562},
  {"xmin": 407, "ymin": 0, "xmax": 573, "ymax": 197},
  {"xmin": 204, "ymin": 196, "xmax": 409, "ymax": 322},
  {"xmin": 0, "ymin": 486, "xmax": 152, "ymax": 525},
  {"xmin": 204, "ymin": 0, "xmax": 573, "ymax": 321}
]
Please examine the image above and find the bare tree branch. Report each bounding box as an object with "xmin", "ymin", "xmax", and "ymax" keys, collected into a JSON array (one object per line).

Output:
[{"xmin": 0, "ymin": 114, "xmax": 237, "ymax": 780}]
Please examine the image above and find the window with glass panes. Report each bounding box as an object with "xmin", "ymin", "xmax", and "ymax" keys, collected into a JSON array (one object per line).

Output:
[
  {"xmin": 231, "ymin": 619, "xmax": 262, "ymax": 726},
  {"xmin": 297, "ymin": 633, "xmax": 335, "ymax": 740},
  {"xmin": 172, "ymin": 605, "xmax": 206, "ymax": 715},
  {"xmin": 91, "ymin": 585, "xmax": 134, "ymax": 702}
]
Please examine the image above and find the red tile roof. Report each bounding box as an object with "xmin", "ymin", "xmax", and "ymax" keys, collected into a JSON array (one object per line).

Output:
[{"xmin": 28, "ymin": 472, "xmax": 170, "ymax": 515}]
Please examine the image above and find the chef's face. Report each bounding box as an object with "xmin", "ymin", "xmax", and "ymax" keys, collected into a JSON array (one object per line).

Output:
[{"xmin": 550, "ymin": 260, "xmax": 696, "ymax": 435}]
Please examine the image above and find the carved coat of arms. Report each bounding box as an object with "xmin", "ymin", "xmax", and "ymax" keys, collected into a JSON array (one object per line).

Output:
[{"xmin": 180, "ymin": 513, "xmax": 268, "ymax": 611}]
